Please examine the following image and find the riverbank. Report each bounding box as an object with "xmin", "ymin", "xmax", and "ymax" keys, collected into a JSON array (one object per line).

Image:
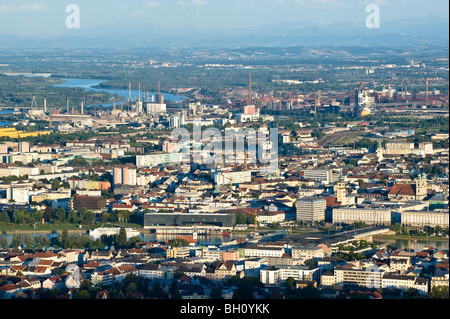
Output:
[
  {"xmin": 374, "ymin": 234, "xmax": 450, "ymax": 242},
  {"xmin": 0, "ymin": 222, "xmax": 146, "ymax": 235}
]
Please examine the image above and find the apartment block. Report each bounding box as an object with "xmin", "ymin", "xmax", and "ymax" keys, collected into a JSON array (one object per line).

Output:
[
  {"xmin": 291, "ymin": 246, "xmax": 325, "ymax": 260},
  {"xmin": 245, "ymin": 245, "xmax": 285, "ymax": 258},
  {"xmin": 260, "ymin": 265, "xmax": 320, "ymax": 286},
  {"xmin": 332, "ymin": 206, "xmax": 392, "ymax": 226},
  {"xmin": 296, "ymin": 197, "xmax": 326, "ymax": 223},
  {"xmin": 334, "ymin": 266, "xmax": 385, "ymax": 289},
  {"xmin": 136, "ymin": 153, "xmax": 182, "ymax": 168}
]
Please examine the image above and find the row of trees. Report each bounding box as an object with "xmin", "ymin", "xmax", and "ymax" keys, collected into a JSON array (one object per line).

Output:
[
  {"xmin": 0, "ymin": 203, "xmax": 144, "ymax": 227},
  {"xmin": 0, "ymin": 207, "xmax": 95, "ymax": 226},
  {"xmin": 234, "ymin": 212, "xmax": 256, "ymax": 225},
  {"xmin": 0, "ymin": 227, "xmax": 142, "ymax": 250},
  {"xmin": 390, "ymin": 223, "xmax": 449, "ymax": 237}
]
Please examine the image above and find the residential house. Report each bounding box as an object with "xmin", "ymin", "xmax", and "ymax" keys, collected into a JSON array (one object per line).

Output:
[
  {"xmin": 42, "ymin": 276, "xmax": 66, "ymax": 290},
  {"xmin": 110, "ymin": 264, "xmax": 139, "ymax": 283},
  {"xmin": 215, "ymin": 262, "xmax": 236, "ymax": 282},
  {"xmin": 178, "ymin": 263, "xmax": 207, "ymax": 278},
  {"xmin": 138, "ymin": 263, "xmax": 160, "ymax": 280}
]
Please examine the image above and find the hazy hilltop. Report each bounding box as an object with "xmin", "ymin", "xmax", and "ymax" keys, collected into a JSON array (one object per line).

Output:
[{"xmin": 0, "ymin": 15, "xmax": 448, "ymax": 49}]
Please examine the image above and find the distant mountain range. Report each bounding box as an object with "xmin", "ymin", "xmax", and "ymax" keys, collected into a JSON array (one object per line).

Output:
[{"xmin": 0, "ymin": 15, "xmax": 448, "ymax": 49}]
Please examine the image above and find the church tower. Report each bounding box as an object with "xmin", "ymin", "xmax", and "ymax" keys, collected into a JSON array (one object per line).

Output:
[
  {"xmin": 336, "ymin": 172, "xmax": 346, "ymax": 204},
  {"xmin": 415, "ymin": 173, "xmax": 427, "ymax": 200},
  {"xmin": 376, "ymin": 140, "xmax": 384, "ymax": 163}
]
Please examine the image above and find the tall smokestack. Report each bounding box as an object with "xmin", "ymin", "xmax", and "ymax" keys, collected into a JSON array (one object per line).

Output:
[
  {"xmin": 81, "ymin": 101, "xmax": 84, "ymax": 115},
  {"xmin": 44, "ymin": 98, "xmax": 47, "ymax": 113},
  {"xmin": 279, "ymin": 92, "xmax": 282, "ymax": 110},
  {"xmin": 248, "ymin": 73, "xmax": 252, "ymax": 105},
  {"xmin": 426, "ymin": 78, "xmax": 429, "ymax": 101},
  {"xmin": 67, "ymin": 99, "xmax": 69, "ymax": 113},
  {"xmin": 129, "ymin": 82, "xmax": 131, "ymax": 102}
]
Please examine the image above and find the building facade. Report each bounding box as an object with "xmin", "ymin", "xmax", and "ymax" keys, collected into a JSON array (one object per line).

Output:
[
  {"xmin": 332, "ymin": 206, "xmax": 392, "ymax": 226},
  {"xmin": 296, "ymin": 197, "xmax": 327, "ymax": 223}
]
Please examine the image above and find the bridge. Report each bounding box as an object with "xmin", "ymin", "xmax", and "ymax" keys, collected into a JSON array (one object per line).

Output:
[{"xmin": 285, "ymin": 226, "xmax": 392, "ymax": 248}]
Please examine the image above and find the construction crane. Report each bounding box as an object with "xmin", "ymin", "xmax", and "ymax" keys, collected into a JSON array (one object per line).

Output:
[{"xmin": 287, "ymin": 219, "xmax": 296, "ymax": 236}]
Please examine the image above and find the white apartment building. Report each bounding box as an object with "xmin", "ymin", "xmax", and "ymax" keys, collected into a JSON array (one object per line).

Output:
[
  {"xmin": 245, "ymin": 246, "xmax": 285, "ymax": 258},
  {"xmin": 257, "ymin": 211, "xmax": 285, "ymax": 224},
  {"xmin": 385, "ymin": 142, "xmax": 415, "ymax": 155},
  {"xmin": 214, "ymin": 170, "xmax": 252, "ymax": 186},
  {"xmin": 296, "ymin": 197, "xmax": 327, "ymax": 223},
  {"xmin": 291, "ymin": 246, "xmax": 325, "ymax": 260},
  {"xmin": 400, "ymin": 210, "xmax": 449, "ymax": 228},
  {"xmin": 382, "ymin": 274, "xmax": 428, "ymax": 295},
  {"xmin": 7, "ymin": 187, "xmax": 30, "ymax": 204},
  {"xmin": 303, "ymin": 169, "xmax": 341, "ymax": 184},
  {"xmin": 0, "ymin": 167, "xmax": 20, "ymax": 178},
  {"xmin": 332, "ymin": 206, "xmax": 392, "ymax": 226},
  {"xmin": 136, "ymin": 153, "xmax": 183, "ymax": 168},
  {"xmin": 260, "ymin": 265, "xmax": 320, "ymax": 286},
  {"xmin": 334, "ymin": 266, "xmax": 385, "ymax": 289}
]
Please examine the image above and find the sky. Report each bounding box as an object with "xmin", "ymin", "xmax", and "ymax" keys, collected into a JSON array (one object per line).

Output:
[{"xmin": 0, "ymin": 0, "xmax": 448, "ymax": 36}]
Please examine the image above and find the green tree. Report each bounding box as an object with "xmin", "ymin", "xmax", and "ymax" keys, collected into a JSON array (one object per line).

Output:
[
  {"xmin": 60, "ymin": 229, "xmax": 70, "ymax": 249},
  {"xmin": 428, "ymin": 286, "xmax": 449, "ymax": 299},
  {"xmin": 285, "ymin": 277, "xmax": 296, "ymax": 290},
  {"xmin": 25, "ymin": 235, "xmax": 33, "ymax": 251},
  {"xmin": 0, "ymin": 211, "xmax": 10, "ymax": 222},
  {"xmin": 101, "ymin": 212, "xmax": 110, "ymax": 223},
  {"xmin": 73, "ymin": 290, "xmax": 90, "ymax": 299},
  {"xmin": 117, "ymin": 227, "xmax": 128, "ymax": 248},
  {"xmin": 235, "ymin": 212, "xmax": 246, "ymax": 225},
  {"xmin": 51, "ymin": 179, "xmax": 62, "ymax": 190},
  {"xmin": 209, "ymin": 286, "xmax": 224, "ymax": 299},
  {"xmin": 404, "ymin": 288, "xmax": 421, "ymax": 299},
  {"xmin": 151, "ymin": 282, "xmax": 163, "ymax": 299},
  {"xmin": 0, "ymin": 235, "xmax": 7, "ymax": 249}
]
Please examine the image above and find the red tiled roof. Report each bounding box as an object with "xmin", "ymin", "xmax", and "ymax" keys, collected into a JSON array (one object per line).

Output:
[
  {"xmin": 389, "ymin": 184, "xmax": 415, "ymax": 196},
  {"xmin": 0, "ymin": 284, "xmax": 17, "ymax": 291},
  {"xmin": 34, "ymin": 251, "xmax": 57, "ymax": 259},
  {"xmin": 325, "ymin": 197, "xmax": 340, "ymax": 207},
  {"xmin": 38, "ymin": 259, "xmax": 54, "ymax": 266},
  {"xmin": 34, "ymin": 266, "xmax": 50, "ymax": 273}
]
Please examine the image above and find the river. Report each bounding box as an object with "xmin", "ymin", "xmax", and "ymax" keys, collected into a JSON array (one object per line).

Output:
[
  {"xmin": 373, "ymin": 237, "xmax": 449, "ymax": 251},
  {"xmin": 2, "ymin": 232, "xmax": 248, "ymax": 247},
  {"xmin": 53, "ymin": 78, "xmax": 186, "ymax": 108},
  {"xmin": 3, "ymin": 231, "xmax": 448, "ymax": 251},
  {"xmin": 0, "ymin": 75, "xmax": 187, "ymax": 121}
]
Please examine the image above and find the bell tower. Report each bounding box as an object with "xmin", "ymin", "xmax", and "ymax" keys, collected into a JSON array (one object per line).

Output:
[
  {"xmin": 415, "ymin": 173, "xmax": 427, "ymax": 200},
  {"xmin": 336, "ymin": 172, "xmax": 346, "ymax": 204}
]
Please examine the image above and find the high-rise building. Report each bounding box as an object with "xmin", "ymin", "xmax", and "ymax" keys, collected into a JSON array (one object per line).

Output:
[
  {"xmin": 303, "ymin": 169, "xmax": 341, "ymax": 184},
  {"xmin": 113, "ymin": 167, "xmax": 137, "ymax": 186},
  {"xmin": 355, "ymin": 88, "xmax": 376, "ymax": 117},
  {"xmin": 18, "ymin": 141, "xmax": 30, "ymax": 153},
  {"xmin": 296, "ymin": 197, "xmax": 326, "ymax": 223},
  {"xmin": 136, "ymin": 153, "xmax": 183, "ymax": 168},
  {"xmin": 7, "ymin": 187, "xmax": 29, "ymax": 204},
  {"xmin": 214, "ymin": 170, "xmax": 252, "ymax": 186}
]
